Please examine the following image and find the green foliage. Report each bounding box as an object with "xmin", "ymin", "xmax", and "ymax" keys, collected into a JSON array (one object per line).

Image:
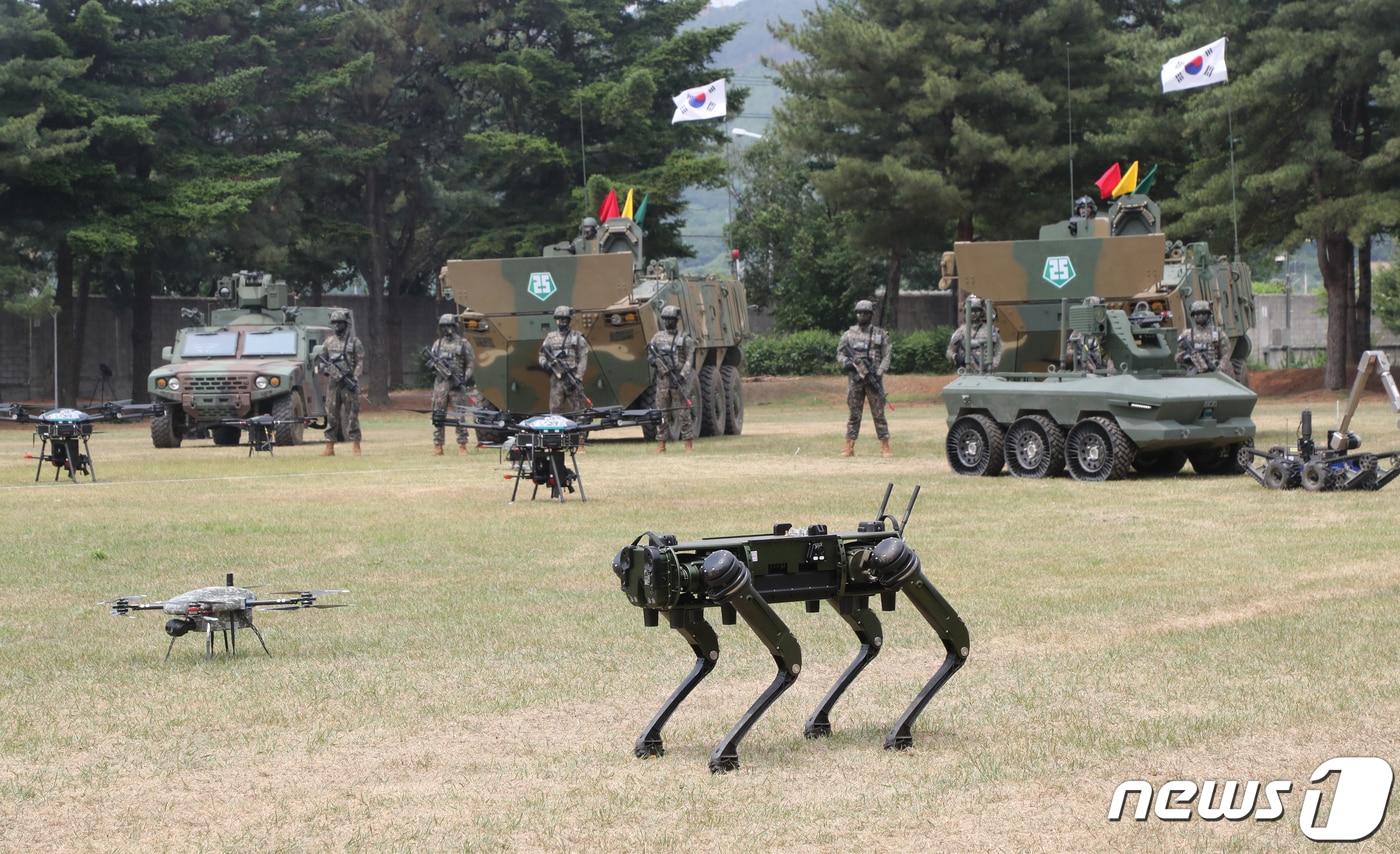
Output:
[
  {"xmin": 1373, "ymin": 264, "xmax": 1400, "ymax": 335},
  {"xmin": 1251, "ymin": 280, "xmax": 1287, "ymax": 294},
  {"xmin": 745, "ymin": 328, "xmax": 953, "ymax": 375}
]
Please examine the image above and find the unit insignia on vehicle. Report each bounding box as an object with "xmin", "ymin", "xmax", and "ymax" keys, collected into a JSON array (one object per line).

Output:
[
  {"xmin": 527, "ymin": 272, "xmax": 558, "ymax": 301},
  {"xmin": 1042, "ymin": 256, "xmax": 1076, "ymax": 289}
]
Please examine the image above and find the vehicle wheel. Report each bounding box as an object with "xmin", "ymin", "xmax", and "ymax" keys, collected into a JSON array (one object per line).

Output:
[
  {"xmin": 1065, "ymin": 416, "xmax": 1133, "ymax": 482},
  {"xmin": 211, "ymin": 425, "xmax": 241, "ymax": 446},
  {"xmin": 1005, "ymin": 415, "xmax": 1065, "ymax": 478},
  {"xmin": 150, "ymin": 405, "xmax": 182, "ymax": 448},
  {"xmin": 1301, "ymin": 461, "xmax": 1334, "ymax": 492},
  {"xmin": 1190, "ymin": 441, "xmax": 1252, "ymax": 475},
  {"xmin": 474, "ymin": 399, "xmax": 509, "ymax": 445},
  {"xmin": 272, "ymin": 394, "xmax": 305, "ymax": 446},
  {"xmin": 1132, "ymin": 449, "xmax": 1188, "ymax": 475},
  {"xmin": 635, "ymin": 386, "xmax": 659, "ymax": 442},
  {"xmin": 1357, "ymin": 453, "xmax": 1380, "ymax": 490},
  {"xmin": 698, "ymin": 365, "xmax": 724, "ymax": 437},
  {"xmin": 1263, "ymin": 458, "xmax": 1298, "ymax": 489},
  {"xmin": 946, "ymin": 414, "xmax": 1005, "ymax": 476},
  {"xmin": 721, "ymin": 364, "xmax": 744, "ymax": 435}
]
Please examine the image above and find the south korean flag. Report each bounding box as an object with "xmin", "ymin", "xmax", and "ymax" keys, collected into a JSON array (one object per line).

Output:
[{"xmin": 1161, "ymin": 37, "xmax": 1228, "ymax": 94}]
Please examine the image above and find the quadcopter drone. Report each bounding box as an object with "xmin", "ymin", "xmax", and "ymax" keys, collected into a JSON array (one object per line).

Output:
[
  {"xmin": 212, "ymin": 414, "xmax": 317, "ymax": 456},
  {"xmin": 438, "ymin": 405, "xmax": 662, "ymax": 503},
  {"xmin": 3, "ymin": 401, "xmax": 162, "ymax": 482},
  {"xmin": 103, "ymin": 573, "xmax": 349, "ymax": 660}
]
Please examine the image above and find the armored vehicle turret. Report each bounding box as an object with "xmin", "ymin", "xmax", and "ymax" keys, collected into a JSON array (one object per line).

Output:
[
  {"xmin": 937, "ymin": 195, "xmax": 1257, "ymax": 481},
  {"xmin": 147, "ymin": 272, "xmax": 336, "ymax": 448},
  {"xmin": 440, "ymin": 216, "xmax": 749, "ymax": 442}
]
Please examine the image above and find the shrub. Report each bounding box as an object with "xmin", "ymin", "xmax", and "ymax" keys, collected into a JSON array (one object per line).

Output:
[{"xmin": 745, "ymin": 327, "xmax": 955, "ymax": 375}]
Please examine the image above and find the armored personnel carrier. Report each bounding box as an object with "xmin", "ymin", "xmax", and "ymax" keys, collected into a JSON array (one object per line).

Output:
[
  {"xmin": 147, "ymin": 272, "xmax": 333, "ymax": 448},
  {"xmin": 938, "ymin": 195, "xmax": 1257, "ymax": 481},
  {"xmin": 440, "ymin": 217, "xmax": 749, "ymax": 442}
]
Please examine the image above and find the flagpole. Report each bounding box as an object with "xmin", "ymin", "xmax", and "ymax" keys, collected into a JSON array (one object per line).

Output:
[
  {"xmin": 1224, "ymin": 36, "xmax": 1240, "ymax": 262},
  {"xmin": 1066, "ymin": 41, "xmax": 1074, "ymax": 209}
]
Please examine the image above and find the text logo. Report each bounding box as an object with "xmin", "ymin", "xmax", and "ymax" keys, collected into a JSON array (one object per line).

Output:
[
  {"xmin": 1109, "ymin": 756, "xmax": 1393, "ymax": 842},
  {"xmin": 1043, "ymin": 256, "xmax": 1075, "ymax": 288},
  {"xmin": 527, "ymin": 272, "xmax": 557, "ymax": 302}
]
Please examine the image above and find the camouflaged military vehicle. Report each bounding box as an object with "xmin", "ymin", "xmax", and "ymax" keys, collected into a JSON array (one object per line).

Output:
[
  {"xmin": 441, "ymin": 217, "xmax": 748, "ymax": 442},
  {"xmin": 937, "ymin": 194, "xmax": 1257, "ymax": 481},
  {"xmin": 147, "ymin": 273, "xmax": 332, "ymax": 448}
]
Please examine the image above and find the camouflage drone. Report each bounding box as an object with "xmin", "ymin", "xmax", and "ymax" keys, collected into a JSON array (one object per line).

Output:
[
  {"xmin": 611, "ymin": 484, "xmax": 968, "ymax": 772},
  {"xmin": 3, "ymin": 401, "xmax": 162, "ymax": 482},
  {"xmin": 211, "ymin": 413, "xmax": 317, "ymax": 455},
  {"xmin": 104, "ymin": 573, "xmax": 348, "ymax": 660},
  {"xmin": 439, "ymin": 405, "xmax": 662, "ymax": 502}
]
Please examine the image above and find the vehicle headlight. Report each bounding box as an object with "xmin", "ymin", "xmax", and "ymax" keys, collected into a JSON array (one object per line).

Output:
[
  {"xmin": 167, "ymin": 378, "xmax": 180, "ymax": 391},
  {"xmin": 255, "ymin": 376, "xmax": 269, "ymax": 390}
]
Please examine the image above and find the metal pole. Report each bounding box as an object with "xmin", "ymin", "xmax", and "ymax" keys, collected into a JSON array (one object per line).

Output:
[
  {"xmin": 51, "ymin": 307, "xmax": 59, "ymax": 408},
  {"xmin": 1225, "ymin": 71, "xmax": 1241, "ymax": 262},
  {"xmin": 578, "ymin": 93, "xmax": 589, "ymax": 211},
  {"xmin": 1066, "ymin": 41, "xmax": 1074, "ymax": 209}
]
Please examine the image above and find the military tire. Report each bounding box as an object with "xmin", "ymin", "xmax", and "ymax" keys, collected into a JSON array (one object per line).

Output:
[
  {"xmin": 1132, "ymin": 449, "xmax": 1188, "ymax": 475},
  {"xmin": 1263, "ymin": 458, "xmax": 1298, "ymax": 490},
  {"xmin": 698, "ymin": 365, "xmax": 724, "ymax": 437},
  {"xmin": 946, "ymin": 414, "xmax": 1005, "ymax": 476},
  {"xmin": 1065, "ymin": 416, "xmax": 1133, "ymax": 482},
  {"xmin": 1005, "ymin": 415, "xmax": 1065, "ymax": 478},
  {"xmin": 211, "ymin": 425, "xmax": 241, "ymax": 446},
  {"xmin": 150, "ymin": 405, "xmax": 182, "ymax": 448},
  {"xmin": 272, "ymin": 393, "xmax": 305, "ymax": 446},
  {"xmin": 1301, "ymin": 461, "xmax": 1334, "ymax": 492},
  {"xmin": 721, "ymin": 365, "xmax": 744, "ymax": 435},
  {"xmin": 635, "ymin": 387, "xmax": 659, "ymax": 442},
  {"xmin": 1189, "ymin": 441, "xmax": 1252, "ymax": 475}
]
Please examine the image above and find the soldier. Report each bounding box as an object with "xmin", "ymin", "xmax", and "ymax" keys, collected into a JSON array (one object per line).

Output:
[
  {"xmin": 429, "ymin": 313, "xmax": 478, "ymax": 455},
  {"xmin": 946, "ymin": 296, "xmax": 1002, "ymax": 374},
  {"xmin": 647, "ymin": 305, "xmax": 694, "ymax": 453},
  {"xmin": 320, "ymin": 308, "xmax": 363, "ymax": 456},
  {"xmin": 538, "ymin": 305, "xmax": 590, "ymax": 414},
  {"xmin": 1065, "ymin": 297, "xmax": 1108, "ymax": 372},
  {"xmin": 836, "ymin": 299, "xmax": 892, "ymax": 458},
  {"xmin": 1069, "ymin": 196, "xmax": 1098, "ymax": 237},
  {"xmin": 1176, "ymin": 299, "xmax": 1230, "ymax": 375}
]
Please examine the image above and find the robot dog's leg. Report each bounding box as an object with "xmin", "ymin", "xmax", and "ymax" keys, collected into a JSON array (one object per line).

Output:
[
  {"xmin": 702, "ymin": 551, "xmax": 802, "ymax": 773},
  {"xmin": 803, "ymin": 596, "xmax": 882, "ymax": 739},
  {"xmin": 635, "ymin": 609, "xmax": 719, "ymax": 759},
  {"xmin": 870, "ymin": 539, "xmax": 969, "ymax": 750}
]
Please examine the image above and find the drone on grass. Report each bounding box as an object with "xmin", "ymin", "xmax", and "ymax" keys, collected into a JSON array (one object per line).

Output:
[
  {"xmin": 3, "ymin": 401, "xmax": 162, "ymax": 482},
  {"xmin": 103, "ymin": 573, "xmax": 349, "ymax": 660},
  {"xmin": 437, "ymin": 405, "xmax": 663, "ymax": 502}
]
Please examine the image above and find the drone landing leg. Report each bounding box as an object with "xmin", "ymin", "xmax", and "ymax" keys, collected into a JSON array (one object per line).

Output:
[
  {"xmin": 636, "ymin": 610, "xmax": 719, "ymax": 759},
  {"xmin": 164, "ymin": 634, "xmax": 177, "ymax": 662},
  {"xmin": 204, "ymin": 626, "xmax": 215, "ymax": 659},
  {"xmin": 882, "ymin": 560, "xmax": 970, "ymax": 751},
  {"xmin": 804, "ymin": 596, "xmax": 882, "ymax": 739},
  {"xmin": 571, "ymin": 448, "xmax": 586, "ymax": 502},
  {"xmin": 222, "ymin": 629, "xmax": 230, "ymax": 654},
  {"xmin": 248, "ymin": 621, "xmax": 272, "ymax": 657},
  {"xmin": 63, "ymin": 439, "xmax": 79, "ymax": 482},
  {"xmin": 549, "ymin": 452, "xmax": 565, "ymax": 502},
  {"xmin": 34, "ymin": 437, "xmax": 46, "ymax": 482},
  {"xmin": 230, "ymin": 623, "xmax": 237, "ymax": 657},
  {"xmin": 83, "ymin": 435, "xmax": 95, "ymax": 483},
  {"xmin": 707, "ymin": 559, "xmax": 803, "ymax": 773}
]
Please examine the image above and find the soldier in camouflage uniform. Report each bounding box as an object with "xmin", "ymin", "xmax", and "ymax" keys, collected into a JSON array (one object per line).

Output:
[
  {"xmin": 538, "ymin": 305, "xmax": 590, "ymax": 413},
  {"xmin": 946, "ymin": 296, "xmax": 1002, "ymax": 374},
  {"xmin": 430, "ymin": 313, "xmax": 478, "ymax": 455},
  {"xmin": 321, "ymin": 308, "xmax": 364, "ymax": 456},
  {"xmin": 1176, "ymin": 299, "xmax": 1230, "ymax": 376},
  {"xmin": 836, "ymin": 299, "xmax": 893, "ymax": 458},
  {"xmin": 1065, "ymin": 297, "xmax": 1109, "ymax": 372},
  {"xmin": 647, "ymin": 304, "xmax": 694, "ymax": 452}
]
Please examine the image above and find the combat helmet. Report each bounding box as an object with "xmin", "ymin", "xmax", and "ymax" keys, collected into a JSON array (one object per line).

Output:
[
  {"xmin": 660, "ymin": 305, "xmax": 682, "ymax": 320},
  {"xmin": 438, "ymin": 313, "xmax": 457, "ymax": 327},
  {"xmin": 330, "ymin": 308, "xmax": 351, "ymax": 324},
  {"xmin": 965, "ymin": 296, "xmax": 985, "ymax": 315},
  {"xmin": 854, "ymin": 299, "xmax": 875, "ymax": 314},
  {"xmin": 1074, "ymin": 195, "xmax": 1098, "ymax": 218},
  {"xmin": 1189, "ymin": 300, "xmax": 1212, "ymax": 319},
  {"xmin": 553, "ymin": 305, "xmax": 574, "ymax": 319}
]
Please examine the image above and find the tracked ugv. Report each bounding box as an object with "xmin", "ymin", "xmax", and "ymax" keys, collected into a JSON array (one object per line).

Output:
[
  {"xmin": 439, "ymin": 217, "xmax": 748, "ymax": 443},
  {"xmin": 938, "ymin": 194, "xmax": 1257, "ymax": 481},
  {"xmin": 611, "ymin": 485, "xmax": 968, "ymax": 772}
]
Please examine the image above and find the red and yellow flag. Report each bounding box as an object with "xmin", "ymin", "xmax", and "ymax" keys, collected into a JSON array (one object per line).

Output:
[
  {"xmin": 1110, "ymin": 161, "xmax": 1139, "ymax": 198},
  {"xmin": 1094, "ymin": 163, "xmax": 1122, "ymax": 200},
  {"xmin": 621, "ymin": 188, "xmax": 635, "ymax": 220}
]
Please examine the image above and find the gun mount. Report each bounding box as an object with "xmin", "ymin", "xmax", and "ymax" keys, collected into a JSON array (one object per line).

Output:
[{"xmin": 610, "ymin": 485, "xmax": 968, "ymax": 772}]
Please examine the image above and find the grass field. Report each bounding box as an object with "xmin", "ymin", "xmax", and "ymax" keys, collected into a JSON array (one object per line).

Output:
[{"xmin": 1, "ymin": 378, "xmax": 1397, "ymax": 851}]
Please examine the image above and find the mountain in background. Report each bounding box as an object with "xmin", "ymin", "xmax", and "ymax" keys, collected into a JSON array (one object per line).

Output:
[{"xmin": 677, "ymin": 0, "xmax": 816, "ymax": 271}]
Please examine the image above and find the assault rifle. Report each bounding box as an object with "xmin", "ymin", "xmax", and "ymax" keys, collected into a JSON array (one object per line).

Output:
[
  {"xmin": 542, "ymin": 347, "xmax": 593, "ymax": 407},
  {"xmin": 427, "ymin": 349, "xmax": 470, "ymax": 390},
  {"xmin": 1178, "ymin": 333, "xmax": 1213, "ymax": 375},
  {"xmin": 316, "ymin": 351, "xmax": 359, "ymax": 394},
  {"xmin": 839, "ymin": 340, "xmax": 895, "ymax": 411},
  {"xmin": 646, "ymin": 342, "xmax": 693, "ymax": 407}
]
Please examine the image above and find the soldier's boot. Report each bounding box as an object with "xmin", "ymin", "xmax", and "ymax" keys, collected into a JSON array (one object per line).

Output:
[
  {"xmin": 433, "ymin": 444, "xmax": 444, "ymax": 456},
  {"xmin": 457, "ymin": 442, "xmax": 469, "ymax": 456},
  {"xmin": 880, "ymin": 438, "xmax": 893, "ymax": 458},
  {"xmin": 352, "ymin": 441, "xmax": 361, "ymax": 457},
  {"xmin": 684, "ymin": 439, "xmax": 694, "ymax": 452},
  {"xmin": 657, "ymin": 440, "xmax": 667, "ymax": 453},
  {"xmin": 322, "ymin": 442, "xmax": 335, "ymax": 456},
  {"xmin": 840, "ymin": 439, "xmax": 855, "ymax": 457}
]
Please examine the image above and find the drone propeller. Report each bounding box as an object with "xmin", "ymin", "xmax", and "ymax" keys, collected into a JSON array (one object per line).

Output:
[
  {"xmin": 267, "ymin": 602, "xmax": 351, "ymax": 611},
  {"xmin": 271, "ymin": 589, "xmax": 350, "ymax": 597},
  {"xmin": 98, "ymin": 594, "xmax": 147, "ymax": 606}
]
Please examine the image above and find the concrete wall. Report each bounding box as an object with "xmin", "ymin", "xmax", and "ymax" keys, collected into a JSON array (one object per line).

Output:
[
  {"xmin": 748, "ymin": 290, "xmax": 958, "ymax": 335},
  {"xmin": 1249, "ymin": 294, "xmax": 1400, "ymax": 368},
  {"xmin": 1, "ymin": 295, "xmax": 455, "ymax": 403}
]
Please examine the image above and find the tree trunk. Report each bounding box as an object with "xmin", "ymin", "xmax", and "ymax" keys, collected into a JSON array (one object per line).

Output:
[
  {"xmin": 1355, "ymin": 237, "xmax": 1372, "ymax": 355},
  {"xmin": 386, "ymin": 292, "xmax": 403, "ymax": 389},
  {"xmin": 879, "ymin": 251, "xmax": 902, "ymax": 331},
  {"xmin": 309, "ymin": 277, "xmax": 323, "ymax": 307},
  {"xmin": 54, "ymin": 239, "xmax": 75, "ymax": 406},
  {"xmin": 1344, "ymin": 246, "xmax": 1357, "ymax": 368},
  {"xmin": 364, "ymin": 168, "xmax": 391, "ymax": 405},
  {"xmin": 129, "ymin": 251, "xmax": 154, "ymax": 402},
  {"xmin": 956, "ymin": 214, "xmax": 973, "ymax": 242},
  {"xmin": 1318, "ymin": 232, "xmax": 1352, "ymax": 390}
]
